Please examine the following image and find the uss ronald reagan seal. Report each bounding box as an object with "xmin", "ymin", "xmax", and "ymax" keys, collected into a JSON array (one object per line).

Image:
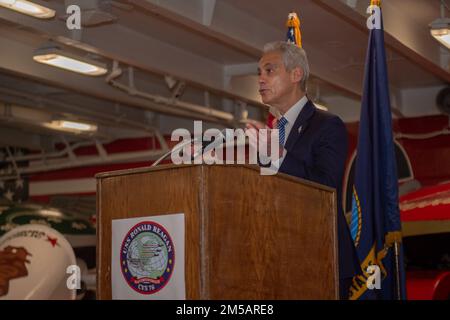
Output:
[{"xmin": 120, "ymin": 221, "xmax": 175, "ymax": 294}]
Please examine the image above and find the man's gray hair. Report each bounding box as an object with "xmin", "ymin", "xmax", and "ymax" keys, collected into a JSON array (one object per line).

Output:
[{"xmin": 263, "ymin": 41, "xmax": 310, "ymax": 92}]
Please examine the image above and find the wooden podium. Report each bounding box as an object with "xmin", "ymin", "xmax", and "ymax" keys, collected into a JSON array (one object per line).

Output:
[{"xmin": 96, "ymin": 164, "xmax": 339, "ymax": 299}]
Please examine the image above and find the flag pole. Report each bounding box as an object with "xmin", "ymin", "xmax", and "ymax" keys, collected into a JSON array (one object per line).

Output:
[
  {"xmin": 386, "ymin": 231, "xmax": 403, "ymax": 300},
  {"xmin": 370, "ymin": 0, "xmax": 402, "ymax": 300},
  {"xmin": 371, "ymin": 0, "xmax": 404, "ymax": 300},
  {"xmin": 394, "ymin": 241, "xmax": 402, "ymax": 300}
]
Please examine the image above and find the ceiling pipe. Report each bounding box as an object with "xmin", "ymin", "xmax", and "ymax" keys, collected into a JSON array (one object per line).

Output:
[
  {"xmin": 106, "ymin": 61, "xmax": 235, "ymax": 123},
  {"xmin": 0, "ymin": 148, "xmax": 167, "ymax": 180},
  {"xmin": 0, "ymin": 87, "xmax": 161, "ymax": 134}
]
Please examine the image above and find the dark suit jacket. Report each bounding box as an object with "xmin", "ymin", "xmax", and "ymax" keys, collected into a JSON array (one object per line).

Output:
[{"xmin": 277, "ymin": 100, "xmax": 361, "ymax": 280}]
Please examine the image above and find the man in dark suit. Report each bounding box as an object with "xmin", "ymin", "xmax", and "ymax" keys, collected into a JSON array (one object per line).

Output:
[{"xmin": 248, "ymin": 41, "xmax": 360, "ymax": 299}]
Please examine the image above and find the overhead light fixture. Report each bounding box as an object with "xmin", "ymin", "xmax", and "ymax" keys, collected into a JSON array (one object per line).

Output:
[
  {"xmin": 42, "ymin": 120, "xmax": 98, "ymax": 133},
  {"xmin": 33, "ymin": 46, "xmax": 108, "ymax": 76},
  {"xmin": 0, "ymin": 0, "xmax": 55, "ymax": 19},
  {"xmin": 430, "ymin": 1, "xmax": 450, "ymax": 49},
  {"xmin": 430, "ymin": 17, "xmax": 450, "ymax": 49}
]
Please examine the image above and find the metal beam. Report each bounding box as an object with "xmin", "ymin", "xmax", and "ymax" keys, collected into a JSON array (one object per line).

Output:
[
  {"xmin": 130, "ymin": 0, "xmax": 364, "ymax": 99},
  {"xmin": 0, "ymin": 2, "xmax": 266, "ymax": 108},
  {"xmin": 0, "ymin": 35, "xmax": 233, "ymax": 124}
]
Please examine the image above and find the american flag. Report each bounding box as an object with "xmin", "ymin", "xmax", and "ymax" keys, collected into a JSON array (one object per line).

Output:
[{"xmin": 0, "ymin": 178, "xmax": 28, "ymax": 203}]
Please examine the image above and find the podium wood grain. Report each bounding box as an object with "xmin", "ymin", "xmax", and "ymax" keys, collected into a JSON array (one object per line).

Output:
[{"xmin": 97, "ymin": 165, "xmax": 339, "ymax": 299}]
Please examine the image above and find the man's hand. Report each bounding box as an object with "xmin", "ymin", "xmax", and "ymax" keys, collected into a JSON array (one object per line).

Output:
[
  {"xmin": 245, "ymin": 119, "xmax": 269, "ymax": 153},
  {"xmin": 245, "ymin": 119, "xmax": 283, "ymax": 160}
]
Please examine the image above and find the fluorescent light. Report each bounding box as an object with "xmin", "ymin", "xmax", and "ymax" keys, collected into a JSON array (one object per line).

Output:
[
  {"xmin": 430, "ymin": 18, "xmax": 450, "ymax": 49},
  {"xmin": 34, "ymin": 54, "xmax": 104, "ymax": 75},
  {"xmin": 431, "ymin": 29, "xmax": 450, "ymax": 49},
  {"xmin": 33, "ymin": 47, "xmax": 108, "ymax": 76},
  {"xmin": 60, "ymin": 121, "xmax": 96, "ymax": 131},
  {"xmin": 42, "ymin": 120, "xmax": 98, "ymax": 133},
  {"xmin": 0, "ymin": 0, "xmax": 55, "ymax": 19}
]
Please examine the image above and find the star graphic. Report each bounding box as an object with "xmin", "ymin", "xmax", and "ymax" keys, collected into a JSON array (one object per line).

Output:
[
  {"xmin": 4, "ymin": 189, "xmax": 14, "ymax": 201},
  {"xmin": 46, "ymin": 235, "xmax": 59, "ymax": 247},
  {"xmin": 15, "ymin": 179, "xmax": 24, "ymax": 189}
]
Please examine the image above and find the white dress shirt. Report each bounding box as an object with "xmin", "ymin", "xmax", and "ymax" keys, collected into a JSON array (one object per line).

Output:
[
  {"xmin": 259, "ymin": 95, "xmax": 308, "ymax": 174},
  {"xmin": 278, "ymin": 95, "xmax": 308, "ymax": 164}
]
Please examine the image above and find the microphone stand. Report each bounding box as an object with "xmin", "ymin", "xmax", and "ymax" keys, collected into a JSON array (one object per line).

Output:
[{"xmin": 151, "ymin": 129, "xmax": 239, "ymax": 167}]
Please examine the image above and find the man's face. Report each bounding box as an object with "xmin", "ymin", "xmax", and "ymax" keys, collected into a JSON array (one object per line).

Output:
[{"xmin": 258, "ymin": 50, "xmax": 299, "ymax": 107}]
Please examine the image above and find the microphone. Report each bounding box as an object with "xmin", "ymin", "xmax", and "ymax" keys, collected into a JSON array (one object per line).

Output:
[
  {"xmin": 200, "ymin": 128, "xmax": 228, "ymax": 155},
  {"xmin": 151, "ymin": 129, "xmax": 230, "ymax": 167}
]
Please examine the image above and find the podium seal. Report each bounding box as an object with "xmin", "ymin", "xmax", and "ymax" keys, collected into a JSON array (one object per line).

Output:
[{"xmin": 120, "ymin": 221, "xmax": 175, "ymax": 294}]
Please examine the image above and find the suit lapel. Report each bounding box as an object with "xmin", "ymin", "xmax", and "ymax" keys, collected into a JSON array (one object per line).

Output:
[{"xmin": 284, "ymin": 100, "xmax": 316, "ymax": 152}]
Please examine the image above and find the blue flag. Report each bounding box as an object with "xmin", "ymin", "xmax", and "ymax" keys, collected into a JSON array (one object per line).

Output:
[{"xmin": 349, "ymin": 4, "xmax": 407, "ymax": 300}]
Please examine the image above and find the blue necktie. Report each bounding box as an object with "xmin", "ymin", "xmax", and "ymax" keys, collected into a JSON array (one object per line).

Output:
[{"xmin": 277, "ymin": 116, "xmax": 288, "ymax": 146}]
